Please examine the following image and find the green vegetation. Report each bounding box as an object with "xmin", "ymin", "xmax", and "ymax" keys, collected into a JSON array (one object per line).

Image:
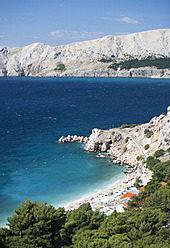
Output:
[
  {"xmin": 0, "ymin": 159, "xmax": 169, "ymax": 248},
  {"xmin": 146, "ymin": 130, "xmax": 154, "ymax": 138},
  {"xmin": 108, "ymin": 57, "xmax": 170, "ymax": 71},
  {"xmin": 54, "ymin": 63, "xmax": 66, "ymax": 72},
  {"xmin": 133, "ymin": 176, "xmax": 143, "ymax": 190},
  {"xmin": 167, "ymin": 147, "xmax": 170, "ymax": 153},
  {"xmin": 125, "ymin": 137, "xmax": 129, "ymax": 143},
  {"xmin": 144, "ymin": 144, "xmax": 150, "ymax": 150},
  {"xmin": 112, "ymin": 131, "xmax": 115, "ymax": 135},
  {"xmin": 120, "ymin": 123, "xmax": 142, "ymax": 129},
  {"xmin": 108, "ymin": 63, "xmax": 119, "ymax": 71},
  {"xmin": 154, "ymin": 149, "xmax": 165, "ymax": 158},
  {"xmin": 137, "ymin": 155, "xmax": 145, "ymax": 162},
  {"xmin": 124, "ymin": 146, "xmax": 127, "ymax": 152},
  {"xmin": 99, "ymin": 58, "xmax": 113, "ymax": 63},
  {"xmin": 146, "ymin": 156, "xmax": 160, "ymax": 170}
]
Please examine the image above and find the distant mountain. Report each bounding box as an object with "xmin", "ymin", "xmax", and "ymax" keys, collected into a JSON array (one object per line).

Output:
[{"xmin": 0, "ymin": 29, "xmax": 170, "ymax": 78}]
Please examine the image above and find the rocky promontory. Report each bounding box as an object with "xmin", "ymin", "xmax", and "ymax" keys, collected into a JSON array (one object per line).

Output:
[
  {"xmin": 84, "ymin": 106, "xmax": 170, "ymax": 167},
  {"xmin": 59, "ymin": 106, "xmax": 170, "ymax": 169},
  {"xmin": 0, "ymin": 29, "xmax": 170, "ymax": 78}
]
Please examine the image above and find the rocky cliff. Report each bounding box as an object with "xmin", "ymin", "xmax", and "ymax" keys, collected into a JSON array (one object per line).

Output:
[
  {"xmin": 0, "ymin": 29, "xmax": 170, "ymax": 78},
  {"xmin": 84, "ymin": 106, "xmax": 170, "ymax": 167}
]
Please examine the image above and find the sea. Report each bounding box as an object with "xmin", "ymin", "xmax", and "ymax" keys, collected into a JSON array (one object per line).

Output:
[{"xmin": 0, "ymin": 77, "xmax": 170, "ymax": 227}]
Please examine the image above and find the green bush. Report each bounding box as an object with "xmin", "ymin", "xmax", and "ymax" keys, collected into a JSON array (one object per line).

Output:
[
  {"xmin": 134, "ymin": 176, "xmax": 143, "ymax": 189},
  {"xmin": 120, "ymin": 124, "xmax": 137, "ymax": 129},
  {"xmin": 54, "ymin": 63, "xmax": 66, "ymax": 72},
  {"xmin": 108, "ymin": 63, "xmax": 119, "ymax": 70},
  {"xmin": 167, "ymin": 147, "xmax": 170, "ymax": 153},
  {"xmin": 146, "ymin": 131, "xmax": 153, "ymax": 138},
  {"xmin": 120, "ymin": 123, "xmax": 142, "ymax": 129},
  {"xmin": 144, "ymin": 144, "xmax": 150, "ymax": 150},
  {"xmin": 154, "ymin": 149, "xmax": 165, "ymax": 158},
  {"xmin": 146, "ymin": 156, "xmax": 160, "ymax": 170},
  {"xmin": 137, "ymin": 155, "xmax": 145, "ymax": 162},
  {"xmin": 112, "ymin": 131, "xmax": 115, "ymax": 135},
  {"xmin": 99, "ymin": 58, "xmax": 113, "ymax": 63},
  {"xmin": 125, "ymin": 137, "xmax": 129, "ymax": 143},
  {"xmin": 124, "ymin": 147, "xmax": 127, "ymax": 152},
  {"xmin": 108, "ymin": 57, "xmax": 170, "ymax": 71}
]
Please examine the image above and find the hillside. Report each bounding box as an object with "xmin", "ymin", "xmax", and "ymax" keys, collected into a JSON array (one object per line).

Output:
[{"xmin": 0, "ymin": 29, "xmax": 170, "ymax": 78}]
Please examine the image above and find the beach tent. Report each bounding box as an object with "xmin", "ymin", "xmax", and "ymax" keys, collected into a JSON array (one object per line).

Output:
[
  {"xmin": 120, "ymin": 192, "xmax": 137, "ymax": 200},
  {"xmin": 161, "ymin": 182, "xmax": 167, "ymax": 186},
  {"xmin": 139, "ymin": 186, "xmax": 145, "ymax": 192}
]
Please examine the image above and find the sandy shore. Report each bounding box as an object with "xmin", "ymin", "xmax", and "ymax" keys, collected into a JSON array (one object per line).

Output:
[{"xmin": 61, "ymin": 166, "xmax": 153, "ymax": 215}]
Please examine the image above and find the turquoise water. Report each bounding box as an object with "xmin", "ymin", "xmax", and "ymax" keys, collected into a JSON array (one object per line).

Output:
[{"xmin": 0, "ymin": 77, "xmax": 170, "ymax": 226}]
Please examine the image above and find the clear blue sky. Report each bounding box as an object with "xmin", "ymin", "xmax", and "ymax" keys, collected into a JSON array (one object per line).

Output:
[{"xmin": 0, "ymin": 0, "xmax": 170, "ymax": 47}]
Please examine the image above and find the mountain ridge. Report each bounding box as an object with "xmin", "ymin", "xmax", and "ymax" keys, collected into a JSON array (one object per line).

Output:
[{"xmin": 0, "ymin": 29, "xmax": 170, "ymax": 78}]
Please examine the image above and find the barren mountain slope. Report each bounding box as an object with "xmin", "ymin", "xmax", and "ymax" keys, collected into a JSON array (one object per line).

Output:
[{"xmin": 0, "ymin": 29, "xmax": 170, "ymax": 78}]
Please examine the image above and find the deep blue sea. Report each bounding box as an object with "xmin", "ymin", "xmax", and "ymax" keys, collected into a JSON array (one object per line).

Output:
[{"xmin": 0, "ymin": 77, "xmax": 170, "ymax": 226}]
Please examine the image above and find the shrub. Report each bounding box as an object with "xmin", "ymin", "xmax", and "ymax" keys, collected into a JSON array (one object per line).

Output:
[
  {"xmin": 137, "ymin": 155, "xmax": 145, "ymax": 162},
  {"xmin": 124, "ymin": 147, "xmax": 127, "ymax": 152},
  {"xmin": 167, "ymin": 147, "xmax": 170, "ymax": 153},
  {"xmin": 99, "ymin": 58, "xmax": 113, "ymax": 63},
  {"xmin": 54, "ymin": 63, "xmax": 66, "ymax": 72},
  {"xmin": 146, "ymin": 131, "xmax": 153, "ymax": 138},
  {"xmin": 108, "ymin": 57, "xmax": 170, "ymax": 71},
  {"xmin": 125, "ymin": 137, "xmax": 129, "ymax": 143},
  {"xmin": 144, "ymin": 144, "xmax": 150, "ymax": 150},
  {"xmin": 108, "ymin": 63, "xmax": 119, "ymax": 70},
  {"xmin": 154, "ymin": 149, "xmax": 165, "ymax": 158},
  {"xmin": 120, "ymin": 124, "xmax": 137, "ymax": 129},
  {"xmin": 134, "ymin": 177, "xmax": 143, "ymax": 189},
  {"xmin": 112, "ymin": 131, "xmax": 115, "ymax": 135},
  {"xmin": 146, "ymin": 156, "xmax": 160, "ymax": 170}
]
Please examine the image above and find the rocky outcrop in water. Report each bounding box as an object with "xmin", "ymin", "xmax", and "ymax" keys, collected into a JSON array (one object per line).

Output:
[
  {"xmin": 58, "ymin": 135, "xmax": 88, "ymax": 143},
  {"xmin": 0, "ymin": 29, "xmax": 170, "ymax": 78}
]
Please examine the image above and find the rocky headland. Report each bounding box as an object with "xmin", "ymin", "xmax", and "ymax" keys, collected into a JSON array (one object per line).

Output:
[
  {"xmin": 0, "ymin": 29, "xmax": 170, "ymax": 78},
  {"xmin": 59, "ymin": 106, "xmax": 170, "ymax": 169},
  {"xmin": 84, "ymin": 106, "xmax": 170, "ymax": 167}
]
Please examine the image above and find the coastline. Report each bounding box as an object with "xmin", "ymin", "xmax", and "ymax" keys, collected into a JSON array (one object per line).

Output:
[
  {"xmin": 57, "ymin": 105, "xmax": 170, "ymax": 214},
  {"xmin": 1, "ymin": 75, "xmax": 170, "ymax": 79},
  {"xmin": 59, "ymin": 165, "xmax": 153, "ymax": 214}
]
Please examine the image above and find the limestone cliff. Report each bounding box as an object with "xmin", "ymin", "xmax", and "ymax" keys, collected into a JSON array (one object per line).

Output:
[
  {"xmin": 0, "ymin": 29, "xmax": 170, "ymax": 78},
  {"xmin": 84, "ymin": 106, "xmax": 170, "ymax": 167}
]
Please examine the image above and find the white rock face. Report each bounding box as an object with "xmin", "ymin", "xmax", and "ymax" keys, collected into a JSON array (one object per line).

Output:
[{"xmin": 0, "ymin": 29, "xmax": 170, "ymax": 77}]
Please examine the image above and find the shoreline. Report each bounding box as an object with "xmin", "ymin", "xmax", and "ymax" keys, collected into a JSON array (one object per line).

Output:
[
  {"xmin": 1, "ymin": 76, "xmax": 170, "ymax": 79},
  {"xmin": 59, "ymin": 165, "xmax": 153, "ymax": 214}
]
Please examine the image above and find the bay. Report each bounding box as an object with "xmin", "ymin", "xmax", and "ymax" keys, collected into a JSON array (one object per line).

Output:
[{"xmin": 0, "ymin": 77, "xmax": 170, "ymax": 227}]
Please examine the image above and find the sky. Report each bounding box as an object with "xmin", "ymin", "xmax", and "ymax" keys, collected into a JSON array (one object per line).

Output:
[{"xmin": 0, "ymin": 0, "xmax": 170, "ymax": 47}]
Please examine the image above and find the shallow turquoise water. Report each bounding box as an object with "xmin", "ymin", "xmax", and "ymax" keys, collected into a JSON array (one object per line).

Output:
[{"xmin": 0, "ymin": 77, "xmax": 170, "ymax": 226}]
